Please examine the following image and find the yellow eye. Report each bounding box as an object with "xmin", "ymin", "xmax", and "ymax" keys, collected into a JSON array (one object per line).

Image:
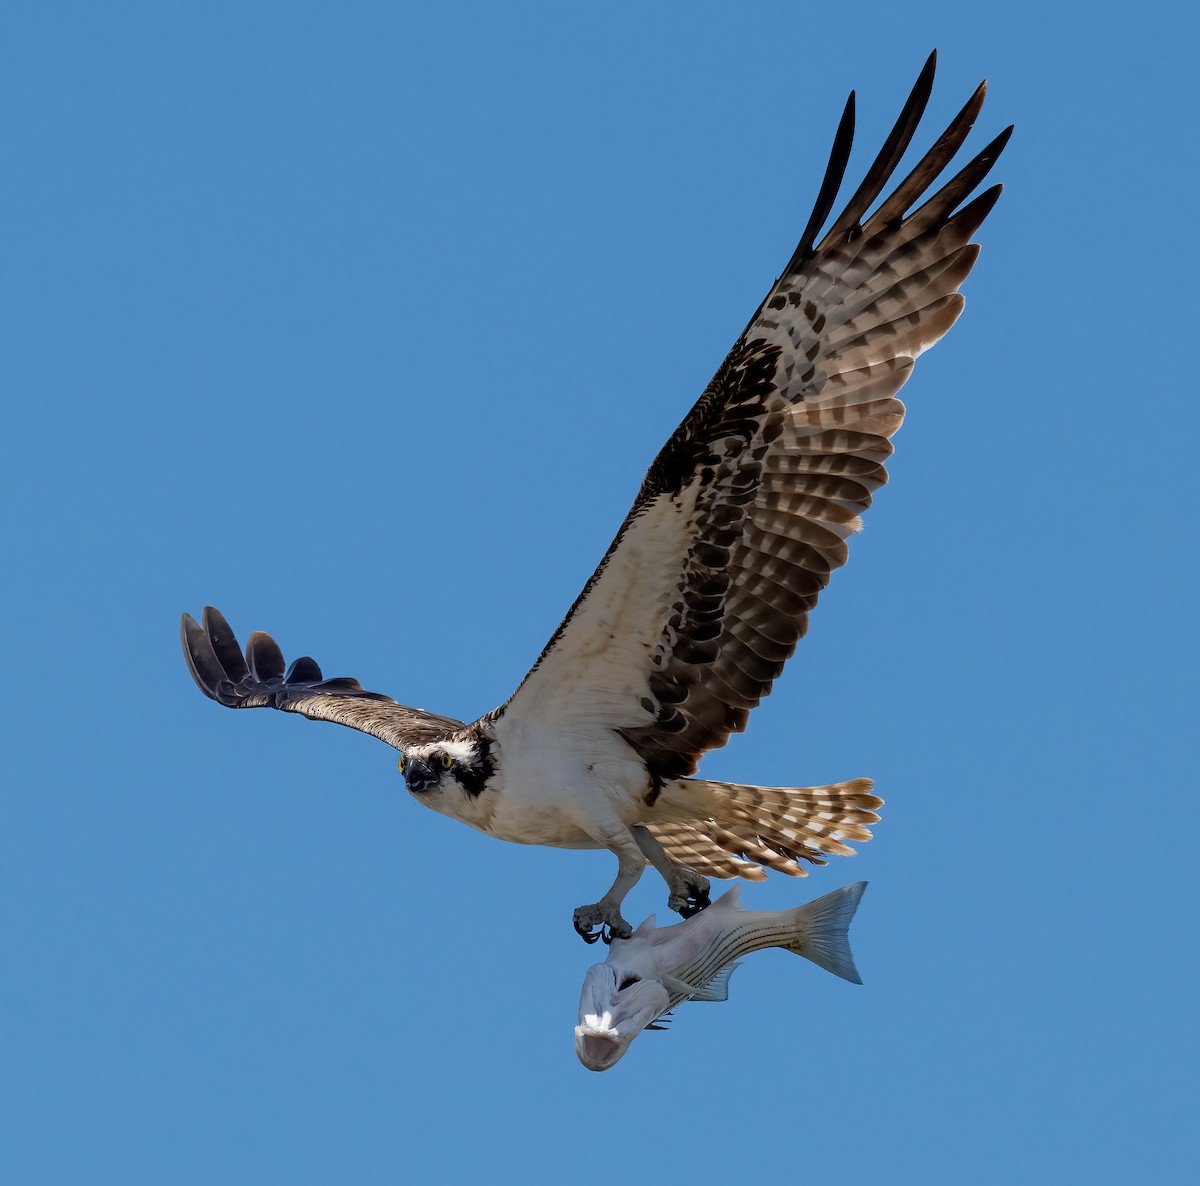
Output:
[
  {"xmin": 439, "ymin": 752, "xmax": 453, "ymax": 770},
  {"xmin": 396, "ymin": 757, "xmax": 405, "ymax": 773}
]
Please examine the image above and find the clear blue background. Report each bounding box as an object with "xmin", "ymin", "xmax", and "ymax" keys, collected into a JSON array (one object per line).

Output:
[{"xmin": 3, "ymin": 2, "xmax": 1195, "ymax": 1182}]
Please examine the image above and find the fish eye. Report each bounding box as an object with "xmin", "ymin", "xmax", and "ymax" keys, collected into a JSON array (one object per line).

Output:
[
  {"xmin": 396, "ymin": 756, "xmax": 405, "ymax": 773},
  {"xmin": 439, "ymin": 752, "xmax": 453, "ymax": 770}
]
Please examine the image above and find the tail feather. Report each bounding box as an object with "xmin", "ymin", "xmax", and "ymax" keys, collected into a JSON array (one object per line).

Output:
[
  {"xmin": 646, "ymin": 777, "xmax": 881, "ymax": 881},
  {"xmin": 787, "ymin": 881, "xmax": 867, "ymax": 983}
]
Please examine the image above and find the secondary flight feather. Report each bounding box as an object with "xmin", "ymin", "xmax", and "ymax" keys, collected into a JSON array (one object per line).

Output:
[{"xmin": 182, "ymin": 53, "xmax": 1009, "ymax": 941}]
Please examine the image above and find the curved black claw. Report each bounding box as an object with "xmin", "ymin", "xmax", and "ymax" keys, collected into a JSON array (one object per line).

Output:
[
  {"xmin": 574, "ymin": 903, "xmax": 632, "ymax": 944},
  {"xmin": 575, "ymin": 919, "xmax": 603, "ymax": 944},
  {"xmin": 574, "ymin": 922, "xmax": 618, "ymax": 945},
  {"xmin": 677, "ymin": 884, "xmax": 711, "ymax": 919}
]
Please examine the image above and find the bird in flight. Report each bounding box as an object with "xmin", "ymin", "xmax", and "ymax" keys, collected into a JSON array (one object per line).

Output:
[{"xmin": 182, "ymin": 53, "xmax": 1009, "ymax": 943}]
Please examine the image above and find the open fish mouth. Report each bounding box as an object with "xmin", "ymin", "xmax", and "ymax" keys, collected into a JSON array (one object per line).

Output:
[
  {"xmin": 575, "ymin": 969, "xmax": 671, "ymax": 1070},
  {"xmin": 574, "ymin": 1026, "xmax": 631, "ymax": 1072}
]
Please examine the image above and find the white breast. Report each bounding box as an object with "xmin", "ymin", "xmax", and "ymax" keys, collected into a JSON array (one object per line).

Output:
[{"xmin": 484, "ymin": 712, "xmax": 651, "ymax": 847}]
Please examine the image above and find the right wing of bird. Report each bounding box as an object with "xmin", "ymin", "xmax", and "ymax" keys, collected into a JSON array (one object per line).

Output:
[{"xmin": 499, "ymin": 54, "xmax": 1009, "ymax": 783}]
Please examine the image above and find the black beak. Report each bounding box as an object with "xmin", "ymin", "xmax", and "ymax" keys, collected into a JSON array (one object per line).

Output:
[{"xmin": 405, "ymin": 757, "xmax": 438, "ymax": 793}]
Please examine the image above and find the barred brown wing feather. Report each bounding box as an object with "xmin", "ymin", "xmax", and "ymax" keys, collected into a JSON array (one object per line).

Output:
[
  {"xmin": 181, "ymin": 606, "xmax": 462, "ymax": 750},
  {"xmin": 503, "ymin": 55, "xmax": 1009, "ymax": 783}
]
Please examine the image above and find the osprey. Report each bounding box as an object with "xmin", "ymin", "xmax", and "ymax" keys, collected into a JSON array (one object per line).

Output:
[{"xmin": 182, "ymin": 54, "xmax": 1009, "ymax": 942}]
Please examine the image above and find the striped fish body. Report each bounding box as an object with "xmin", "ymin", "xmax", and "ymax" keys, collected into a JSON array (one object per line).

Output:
[{"xmin": 575, "ymin": 882, "xmax": 866, "ymax": 1070}]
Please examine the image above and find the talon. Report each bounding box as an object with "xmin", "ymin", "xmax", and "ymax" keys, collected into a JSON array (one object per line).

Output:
[
  {"xmin": 668, "ymin": 870, "xmax": 711, "ymax": 919},
  {"xmin": 574, "ymin": 913, "xmax": 602, "ymax": 944},
  {"xmin": 573, "ymin": 901, "xmax": 631, "ymax": 944},
  {"xmin": 686, "ymin": 878, "xmax": 710, "ymax": 917}
]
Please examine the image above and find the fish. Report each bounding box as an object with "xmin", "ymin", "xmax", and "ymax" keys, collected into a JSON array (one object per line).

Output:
[{"xmin": 574, "ymin": 882, "xmax": 867, "ymax": 1071}]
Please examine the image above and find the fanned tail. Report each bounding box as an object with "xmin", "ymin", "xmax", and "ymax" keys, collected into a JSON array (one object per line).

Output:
[{"xmin": 645, "ymin": 777, "xmax": 882, "ymax": 881}]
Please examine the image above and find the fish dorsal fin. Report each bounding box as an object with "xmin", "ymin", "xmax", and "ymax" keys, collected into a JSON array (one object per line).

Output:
[
  {"xmin": 711, "ymin": 884, "xmax": 743, "ymax": 911},
  {"xmin": 631, "ymin": 914, "xmax": 658, "ymax": 939}
]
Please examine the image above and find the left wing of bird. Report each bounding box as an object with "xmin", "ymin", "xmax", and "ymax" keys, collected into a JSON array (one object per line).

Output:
[{"xmin": 182, "ymin": 606, "xmax": 464, "ymax": 749}]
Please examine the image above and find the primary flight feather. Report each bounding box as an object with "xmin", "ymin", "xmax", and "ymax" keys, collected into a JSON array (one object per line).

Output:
[{"xmin": 182, "ymin": 53, "xmax": 1009, "ymax": 941}]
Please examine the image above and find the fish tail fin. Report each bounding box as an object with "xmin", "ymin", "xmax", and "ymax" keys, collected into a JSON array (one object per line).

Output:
[
  {"xmin": 785, "ymin": 881, "xmax": 867, "ymax": 984},
  {"xmin": 645, "ymin": 778, "xmax": 882, "ymax": 881}
]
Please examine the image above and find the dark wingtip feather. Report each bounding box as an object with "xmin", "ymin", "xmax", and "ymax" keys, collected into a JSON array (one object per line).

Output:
[
  {"xmin": 246, "ymin": 630, "xmax": 286, "ymax": 682},
  {"xmin": 945, "ymin": 183, "xmax": 1004, "ymax": 242},
  {"xmin": 787, "ymin": 89, "xmax": 856, "ymax": 271},
  {"xmin": 978, "ymin": 123, "xmax": 1014, "ymax": 163},
  {"xmin": 914, "ymin": 123, "xmax": 1013, "ymax": 224},
  {"xmin": 865, "ymin": 77, "xmax": 990, "ymax": 230},
  {"xmin": 181, "ymin": 611, "xmax": 225, "ymax": 700},
  {"xmin": 201, "ymin": 605, "xmax": 249, "ymax": 682},
  {"xmin": 285, "ymin": 655, "xmax": 323, "ymax": 683},
  {"xmin": 822, "ymin": 52, "xmax": 939, "ymax": 243}
]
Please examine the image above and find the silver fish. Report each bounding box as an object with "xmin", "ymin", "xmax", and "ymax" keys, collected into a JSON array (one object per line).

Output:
[{"xmin": 575, "ymin": 882, "xmax": 866, "ymax": 1071}]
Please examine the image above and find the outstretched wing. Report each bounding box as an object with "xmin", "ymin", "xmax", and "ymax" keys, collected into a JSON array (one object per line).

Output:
[
  {"xmin": 181, "ymin": 606, "xmax": 463, "ymax": 750},
  {"xmin": 502, "ymin": 53, "xmax": 1010, "ymax": 781}
]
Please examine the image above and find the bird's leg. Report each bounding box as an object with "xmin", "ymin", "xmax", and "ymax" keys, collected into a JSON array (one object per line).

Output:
[
  {"xmin": 632, "ymin": 825, "xmax": 710, "ymax": 919},
  {"xmin": 572, "ymin": 833, "xmax": 645, "ymax": 944}
]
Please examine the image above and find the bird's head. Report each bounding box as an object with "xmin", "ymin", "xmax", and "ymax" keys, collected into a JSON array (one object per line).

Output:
[
  {"xmin": 397, "ymin": 734, "xmax": 492, "ymax": 802},
  {"xmin": 574, "ymin": 961, "xmax": 671, "ymax": 1072}
]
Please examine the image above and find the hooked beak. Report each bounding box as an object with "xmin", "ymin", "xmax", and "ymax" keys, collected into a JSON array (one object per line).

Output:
[
  {"xmin": 574, "ymin": 964, "xmax": 670, "ymax": 1072},
  {"xmin": 404, "ymin": 756, "xmax": 438, "ymax": 794}
]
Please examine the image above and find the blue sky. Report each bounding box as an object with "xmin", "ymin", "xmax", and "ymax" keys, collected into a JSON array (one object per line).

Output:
[{"xmin": 2, "ymin": 2, "xmax": 1196, "ymax": 1182}]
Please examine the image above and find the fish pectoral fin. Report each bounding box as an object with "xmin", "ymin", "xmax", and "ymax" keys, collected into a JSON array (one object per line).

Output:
[
  {"xmin": 666, "ymin": 962, "xmax": 743, "ymax": 1004},
  {"xmin": 692, "ymin": 962, "xmax": 741, "ymax": 1002},
  {"xmin": 663, "ymin": 963, "xmax": 743, "ymax": 1003}
]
